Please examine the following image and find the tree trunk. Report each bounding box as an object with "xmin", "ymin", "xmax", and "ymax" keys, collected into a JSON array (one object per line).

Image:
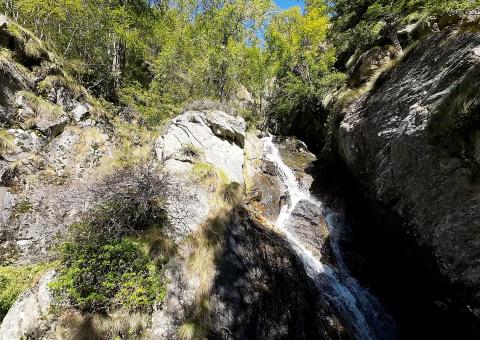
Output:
[{"xmin": 111, "ymin": 38, "xmax": 126, "ymax": 102}]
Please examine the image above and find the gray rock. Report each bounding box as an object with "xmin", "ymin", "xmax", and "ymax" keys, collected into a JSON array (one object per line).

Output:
[
  {"xmin": 0, "ymin": 270, "xmax": 55, "ymax": 340},
  {"xmin": 0, "ymin": 187, "xmax": 15, "ymax": 228},
  {"xmin": 155, "ymin": 109, "xmax": 246, "ymax": 239},
  {"xmin": 7, "ymin": 129, "xmax": 43, "ymax": 154},
  {"xmin": 35, "ymin": 115, "xmax": 69, "ymax": 138},
  {"xmin": 339, "ymin": 30, "xmax": 480, "ymax": 320},
  {"xmin": 284, "ymin": 200, "xmax": 328, "ymax": 261},
  {"xmin": 349, "ymin": 46, "xmax": 393, "ymax": 86},
  {"xmin": 71, "ymin": 104, "xmax": 89, "ymax": 122},
  {"xmin": 156, "ymin": 110, "xmax": 246, "ymax": 184}
]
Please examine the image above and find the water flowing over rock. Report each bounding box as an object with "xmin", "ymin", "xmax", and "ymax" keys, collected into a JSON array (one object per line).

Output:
[
  {"xmin": 338, "ymin": 29, "xmax": 480, "ymax": 326},
  {"xmin": 262, "ymin": 135, "xmax": 397, "ymax": 340}
]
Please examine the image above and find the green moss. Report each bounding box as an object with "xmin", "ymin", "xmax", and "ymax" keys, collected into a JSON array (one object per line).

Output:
[
  {"xmin": 13, "ymin": 200, "xmax": 33, "ymax": 215},
  {"xmin": 0, "ymin": 263, "xmax": 50, "ymax": 320}
]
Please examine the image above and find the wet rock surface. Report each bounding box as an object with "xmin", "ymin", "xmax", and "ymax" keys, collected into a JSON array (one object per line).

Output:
[
  {"xmin": 210, "ymin": 209, "xmax": 348, "ymax": 340},
  {"xmin": 244, "ymin": 132, "xmax": 283, "ymax": 221}
]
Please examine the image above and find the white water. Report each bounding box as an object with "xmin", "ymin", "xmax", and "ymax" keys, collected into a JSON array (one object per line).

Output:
[{"xmin": 263, "ymin": 135, "xmax": 397, "ymax": 340}]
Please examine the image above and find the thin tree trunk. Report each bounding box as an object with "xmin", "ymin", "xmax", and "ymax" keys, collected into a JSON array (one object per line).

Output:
[{"xmin": 111, "ymin": 38, "xmax": 126, "ymax": 102}]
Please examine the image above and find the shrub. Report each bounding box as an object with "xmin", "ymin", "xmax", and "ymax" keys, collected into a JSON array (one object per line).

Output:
[
  {"xmin": 51, "ymin": 237, "xmax": 163, "ymax": 313},
  {"xmin": 50, "ymin": 165, "xmax": 170, "ymax": 314},
  {"xmin": 0, "ymin": 263, "xmax": 49, "ymax": 320}
]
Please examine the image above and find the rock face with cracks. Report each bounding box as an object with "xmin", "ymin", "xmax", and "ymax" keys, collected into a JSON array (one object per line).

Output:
[
  {"xmin": 155, "ymin": 109, "xmax": 246, "ymax": 239},
  {"xmin": 339, "ymin": 29, "xmax": 480, "ymax": 326}
]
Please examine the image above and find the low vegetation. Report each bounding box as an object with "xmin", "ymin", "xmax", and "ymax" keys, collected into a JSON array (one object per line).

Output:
[
  {"xmin": 178, "ymin": 178, "xmax": 243, "ymax": 338},
  {"xmin": 0, "ymin": 263, "xmax": 50, "ymax": 320},
  {"xmin": 0, "ymin": 129, "xmax": 15, "ymax": 156},
  {"xmin": 56, "ymin": 309, "xmax": 150, "ymax": 340},
  {"xmin": 428, "ymin": 65, "xmax": 480, "ymax": 139},
  {"xmin": 17, "ymin": 90, "xmax": 64, "ymax": 122},
  {"xmin": 51, "ymin": 165, "xmax": 171, "ymax": 316}
]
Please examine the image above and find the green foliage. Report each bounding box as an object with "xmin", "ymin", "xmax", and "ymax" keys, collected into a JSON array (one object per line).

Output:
[
  {"xmin": 50, "ymin": 165, "xmax": 169, "ymax": 313},
  {"xmin": 0, "ymin": 263, "xmax": 49, "ymax": 320},
  {"xmin": 51, "ymin": 237, "xmax": 163, "ymax": 313},
  {"xmin": 330, "ymin": 0, "xmax": 480, "ymax": 65},
  {"xmin": 266, "ymin": 2, "xmax": 346, "ymax": 132}
]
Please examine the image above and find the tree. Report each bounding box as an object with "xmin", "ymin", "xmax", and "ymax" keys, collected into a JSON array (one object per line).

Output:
[{"xmin": 265, "ymin": 1, "xmax": 345, "ymax": 132}]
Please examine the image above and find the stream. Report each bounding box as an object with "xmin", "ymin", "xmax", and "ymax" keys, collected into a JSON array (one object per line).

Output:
[{"xmin": 263, "ymin": 135, "xmax": 398, "ymax": 340}]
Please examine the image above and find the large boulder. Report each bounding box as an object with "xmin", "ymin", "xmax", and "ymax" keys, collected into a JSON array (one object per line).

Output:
[
  {"xmin": 339, "ymin": 29, "xmax": 480, "ymax": 323},
  {"xmin": 155, "ymin": 109, "xmax": 246, "ymax": 239}
]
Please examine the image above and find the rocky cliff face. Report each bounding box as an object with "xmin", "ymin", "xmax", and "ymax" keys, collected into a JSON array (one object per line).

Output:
[
  {"xmin": 1, "ymin": 99, "xmax": 354, "ymax": 338},
  {"xmin": 0, "ymin": 17, "xmax": 117, "ymax": 265},
  {"xmin": 338, "ymin": 28, "xmax": 480, "ymax": 333}
]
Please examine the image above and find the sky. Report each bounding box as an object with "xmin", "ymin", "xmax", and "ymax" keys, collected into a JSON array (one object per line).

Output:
[{"xmin": 275, "ymin": 0, "xmax": 305, "ymax": 10}]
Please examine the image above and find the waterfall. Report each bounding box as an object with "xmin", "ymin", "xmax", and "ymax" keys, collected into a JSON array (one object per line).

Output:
[{"xmin": 263, "ymin": 135, "xmax": 397, "ymax": 340}]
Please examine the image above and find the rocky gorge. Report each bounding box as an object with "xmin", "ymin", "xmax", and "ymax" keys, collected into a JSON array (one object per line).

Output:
[{"xmin": 0, "ymin": 9, "xmax": 479, "ymax": 340}]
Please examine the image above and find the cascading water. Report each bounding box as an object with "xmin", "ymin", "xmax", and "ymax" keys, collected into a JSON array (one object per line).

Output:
[{"xmin": 263, "ymin": 135, "xmax": 397, "ymax": 340}]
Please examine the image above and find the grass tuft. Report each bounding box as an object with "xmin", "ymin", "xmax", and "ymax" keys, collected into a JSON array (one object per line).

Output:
[
  {"xmin": 18, "ymin": 90, "xmax": 64, "ymax": 122},
  {"xmin": 218, "ymin": 181, "xmax": 243, "ymax": 205},
  {"xmin": 0, "ymin": 129, "xmax": 15, "ymax": 156}
]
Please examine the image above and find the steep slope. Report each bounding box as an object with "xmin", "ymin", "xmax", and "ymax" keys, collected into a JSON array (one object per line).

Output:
[{"xmin": 338, "ymin": 27, "xmax": 480, "ymax": 334}]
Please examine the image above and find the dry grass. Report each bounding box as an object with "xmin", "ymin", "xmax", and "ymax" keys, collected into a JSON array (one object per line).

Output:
[
  {"xmin": 181, "ymin": 143, "xmax": 204, "ymax": 160},
  {"xmin": 6, "ymin": 21, "xmax": 49, "ymax": 61},
  {"xmin": 0, "ymin": 129, "xmax": 15, "ymax": 156},
  {"xmin": 179, "ymin": 176, "xmax": 244, "ymax": 337},
  {"xmin": 146, "ymin": 232, "xmax": 177, "ymax": 267},
  {"xmin": 17, "ymin": 90, "xmax": 64, "ymax": 123},
  {"xmin": 57, "ymin": 309, "xmax": 150, "ymax": 340},
  {"xmin": 37, "ymin": 75, "xmax": 86, "ymax": 99},
  {"xmin": 218, "ymin": 181, "xmax": 243, "ymax": 206}
]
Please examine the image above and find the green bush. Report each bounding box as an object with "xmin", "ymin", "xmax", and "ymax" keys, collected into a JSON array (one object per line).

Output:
[
  {"xmin": 50, "ymin": 165, "xmax": 170, "ymax": 314},
  {"xmin": 0, "ymin": 264, "xmax": 49, "ymax": 320},
  {"xmin": 51, "ymin": 237, "xmax": 164, "ymax": 313}
]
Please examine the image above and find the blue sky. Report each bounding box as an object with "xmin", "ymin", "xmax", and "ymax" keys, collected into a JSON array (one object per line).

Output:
[{"xmin": 275, "ymin": 0, "xmax": 304, "ymax": 10}]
